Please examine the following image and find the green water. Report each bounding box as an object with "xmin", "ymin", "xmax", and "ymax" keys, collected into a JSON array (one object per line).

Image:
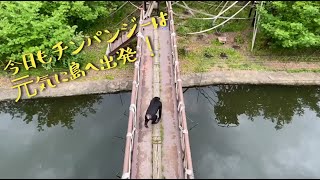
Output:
[
  {"xmin": 0, "ymin": 85, "xmax": 320, "ymax": 178},
  {"xmin": 0, "ymin": 93, "xmax": 131, "ymax": 178},
  {"xmin": 184, "ymin": 85, "xmax": 320, "ymax": 178}
]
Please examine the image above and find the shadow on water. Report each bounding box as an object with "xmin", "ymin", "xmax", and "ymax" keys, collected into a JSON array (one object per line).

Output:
[
  {"xmin": 0, "ymin": 95, "xmax": 103, "ymax": 131},
  {"xmin": 0, "ymin": 92, "xmax": 131, "ymax": 178},
  {"xmin": 184, "ymin": 85, "xmax": 320, "ymax": 178},
  {"xmin": 190, "ymin": 85, "xmax": 320, "ymax": 130}
]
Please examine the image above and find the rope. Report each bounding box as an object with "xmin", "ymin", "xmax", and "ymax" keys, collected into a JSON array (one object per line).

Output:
[
  {"xmin": 172, "ymin": 1, "xmax": 180, "ymax": 6},
  {"xmin": 173, "ymin": 2, "xmax": 251, "ymax": 20},
  {"xmin": 173, "ymin": 11, "xmax": 252, "ymax": 20},
  {"xmin": 128, "ymin": 1, "xmax": 140, "ymax": 9},
  {"xmin": 137, "ymin": 31, "xmax": 146, "ymax": 41},
  {"xmin": 214, "ymin": 1, "xmax": 224, "ymax": 11},
  {"xmin": 197, "ymin": 1, "xmax": 245, "ymax": 8},
  {"xmin": 192, "ymin": 16, "xmax": 252, "ymax": 20},
  {"xmin": 114, "ymin": 5, "xmax": 142, "ymax": 28},
  {"xmin": 211, "ymin": 1, "xmax": 238, "ymax": 21},
  {"xmin": 121, "ymin": 172, "xmax": 130, "ymax": 179},
  {"xmin": 167, "ymin": 2, "xmax": 194, "ymax": 178},
  {"xmin": 174, "ymin": 2, "xmax": 215, "ymax": 17},
  {"xmin": 219, "ymin": 1, "xmax": 229, "ymax": 16},
  {"xmin": 121, "ymin": 9, "xmax": 143, "ymax": 180},
  {"xmin": 182, "ymin": 1, "xmax": 195, "ymax": 16},
  {"xmin": 129, "ymin": 104, "xmax": 136, "ymax": 113},
  {"xmin": 187, "ymin": 1, "xmax": 251, "ymax": 35},
  {"xmin": 109, "ymin": 1, "xmax": 129, "ymax": 17},
  {"xmin": 213, "ymin": 1, "xmax": 228, "ymax": 28}
]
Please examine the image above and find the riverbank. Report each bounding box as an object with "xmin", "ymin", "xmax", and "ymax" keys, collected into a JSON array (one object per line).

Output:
[{"xmin": 0, "ymin": 69, "xmax": 319, "ymax": 102}]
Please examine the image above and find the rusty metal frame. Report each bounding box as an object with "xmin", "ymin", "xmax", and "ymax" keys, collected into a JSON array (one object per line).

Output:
[
  {"xmin": 122, "ymin": 2, "xmax": 194, "ymax": 178},
  {"xmin": 121, "ymin": 8, "xmax": 144, "ymax": 179},
  {"xmin": 167, "ymin": 1, "xmax": 195, "ymax": 179}
]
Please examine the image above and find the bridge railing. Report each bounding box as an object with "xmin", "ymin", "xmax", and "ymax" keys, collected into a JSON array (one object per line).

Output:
[
  {"xmin": 107, "ymin": 4, "xmax": 142, "ymax": 56},
  {"xmin": 121, "ymin": 8, "xmax": 144, "ymax": 179},
  {"xmin": 167, "ymin": 1, "xmax": 195, "ymax": 179}
]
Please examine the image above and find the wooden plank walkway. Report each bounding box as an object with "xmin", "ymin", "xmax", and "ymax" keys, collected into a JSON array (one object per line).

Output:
[
  {"xmin": 158, "ymin": 24, "xmax": 184, "ymax": 179},
  {"xmin": 130, "ymin": 18, "xmax": 184, "ymax": 179}
]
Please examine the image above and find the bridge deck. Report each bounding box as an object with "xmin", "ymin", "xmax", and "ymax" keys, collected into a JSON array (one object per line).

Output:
[{"xmin": 131, "ymin": 18, "xmax": 183, "ymax": 179}]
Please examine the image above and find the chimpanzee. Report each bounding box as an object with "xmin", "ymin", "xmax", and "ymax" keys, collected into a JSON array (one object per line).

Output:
[{"xmin": 145, "ymin": 97, "xmax": 162, "ymax": 128}]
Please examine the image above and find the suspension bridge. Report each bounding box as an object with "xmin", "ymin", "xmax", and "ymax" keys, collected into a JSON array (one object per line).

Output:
[{"xmin": 105, "ymin": 1, "xmax": 260, "ymax": 179}]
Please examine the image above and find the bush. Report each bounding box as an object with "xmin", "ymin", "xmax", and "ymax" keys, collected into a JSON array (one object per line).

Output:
[
  {"xmin": 258, "ymin": 1, "xmax": 320, "ymax": 48},
  {"xmin": 0, "ymin": 1, "xmax": 117, "ymax": 70}
]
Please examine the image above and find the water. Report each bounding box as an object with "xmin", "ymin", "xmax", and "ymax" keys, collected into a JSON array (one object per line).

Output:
[
  {"xmin": 0, "ymin": 85, "xmax": 320, "ymax": 178},
  {"xmin": 184, "ymin": 85, "xmax": 320, "ymax": 179},
  {"xmin": 0, "ymin": 93, "xmax": 131, "ymax": 178}
]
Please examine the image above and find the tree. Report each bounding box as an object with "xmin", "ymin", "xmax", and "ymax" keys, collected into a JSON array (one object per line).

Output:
[
  {"xmin": 0, "ymin": 94, "xmax": 103, "ymax": 131},
  {"xmin": 212, "ymin": 85, "xmax": 320, "ymax": 130},
  {"xmin": 258, "ymin": 1, "xmax": 320, "ymax": 48},
  {"xmin": 0, "ymin": 1, "xmax": 117, "ymax": 69}
]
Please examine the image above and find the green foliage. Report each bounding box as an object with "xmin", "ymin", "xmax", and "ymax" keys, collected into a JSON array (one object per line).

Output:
[
  {"xmin": 105, "ymin": 75, "xmax": 114, "ymax": 80},
  {"xmin": 0, "ymin": 1, "xmax": 117, "ymax": 71},
  {"xmin": 258, "ymin": 1, "xmax": 320, "ymax": 48},
  {"xmin": 234, "ymin": 35, "xmax": 245, "ymax": 44}
]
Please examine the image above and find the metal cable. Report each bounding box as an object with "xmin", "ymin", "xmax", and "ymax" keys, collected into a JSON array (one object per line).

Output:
[
  {"xmin": 173, "ymin": 11, "xmax": 252, "ymax": 20},
  {"xmin": 187, "ymin": 1, "xmax": 251, "ymax": 35},
  {"xmin": 173, "ymin": 2, "xmax": 251, "ymax": 20},
  {"xmin": 114, "ymin": 6, "xmax": 142, "ymax": 28},
  {"xmin": 109, "ymin": 1, "xmax": 129, "ymax": 17},
  {"xmin": 128, "ymin": 1, "xmax": 140, "ymax": 9}
]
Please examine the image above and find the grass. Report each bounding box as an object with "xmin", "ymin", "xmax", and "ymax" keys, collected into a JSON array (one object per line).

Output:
[
  {"xmin": 234, "ymin": 34, "xmax": 245, "ymax": 44},
  {"xmin": 227, "ymin": 62, "xmax": 268, "ymax": 71},
  {"xmin": 106, "ymin": 75, "xmax": 115, "ymax": 80},
  {"xmin": 286, "ymin": 69, "xmax": 320, "ymax": 73},
  {"xmin": 252, "ymin": 33, "xmax": 320, "ymax": 61},
  {"xmin": 5, "ymin": 65, "xmax": 68, "ymax": 79},
  {"xmin": 174, "ymin": 1, "xmax": 253, "ymax": 36},
  {"xmin": 179, "ymin": 32, "xmax": 248, "ymax": 73},
  {"xmin": 6, "ymin": 1, "xmax": 320, "ymax": 81},
  {"xmin": 174, "ymin": 1, "xmax": 320, "ymax": 73}
]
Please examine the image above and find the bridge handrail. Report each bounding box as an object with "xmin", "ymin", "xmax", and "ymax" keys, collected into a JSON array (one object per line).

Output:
[
  {"xmin": 121, "ymin": 8, "xmax": 144, "ymax": 179},
  {"xmin": 108, "ymin": 4, "xmax": 142, "ymax": 55},
  {"xmin": 167, "ymin": 1, "xmax": 195, "ymax": 179}
]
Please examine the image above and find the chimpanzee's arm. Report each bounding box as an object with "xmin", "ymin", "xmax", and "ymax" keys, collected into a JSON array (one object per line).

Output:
[
  {"xmin": 145, "ymin": 115, "xmax": 149, "ymax": 128},
  {"xmin": 158, "ymin": 102, "xmax": 162, "ymax": 120}
]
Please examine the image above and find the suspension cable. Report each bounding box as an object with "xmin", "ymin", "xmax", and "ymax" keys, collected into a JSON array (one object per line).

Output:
[
  {"xmin": 197, "ymin": 1, "xmax": 245, "ymax": 8},
  {"xmin": 173, "ymin": 12, "xmax": 252, "ymax": 20},
  {"xmin": 192, "ymin": 16, "xmax": 252, "ymax": 20},
  {"xmin": 173, "ymin": 1, "xmax": 249, "ymax": 20},
  {"xmin": 210, "ymin": 1, "xmax": 239, "ymax": 21},
  {"xmin": 187, "ymin": 1, "xmax": 251, "ymax": 35},
  {"xmin": 109, "ymin": 1, "xmax": 129, "ymax": 17},
  {"xmin": 214, "ymin": 1, "xmax": 224, "ymax": 11},
  {"xmin": 174, "ymin": 1, "xmax": 240, "ymax": 19},
  {"xmin": 174, "ymin": 2, "xmax": 215, "ymax": 17},
  {"xmin": 113, "ymin": 5, "xmax": 142, "ymax": 28},
  {"xmin": 128, "ymin": 1, "xmax": 140, "ymax": 9}
]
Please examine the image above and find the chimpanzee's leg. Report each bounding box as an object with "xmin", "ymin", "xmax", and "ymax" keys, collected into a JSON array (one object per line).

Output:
[{"xmin": 152, "ymin": 115, "xmax": 159, "ymax": 124}]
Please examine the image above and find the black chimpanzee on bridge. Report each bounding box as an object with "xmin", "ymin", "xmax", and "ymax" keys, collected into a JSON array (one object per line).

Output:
[{"xmin": 145, "ymin": 97, "xmax": 162, "ymax": 128}]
